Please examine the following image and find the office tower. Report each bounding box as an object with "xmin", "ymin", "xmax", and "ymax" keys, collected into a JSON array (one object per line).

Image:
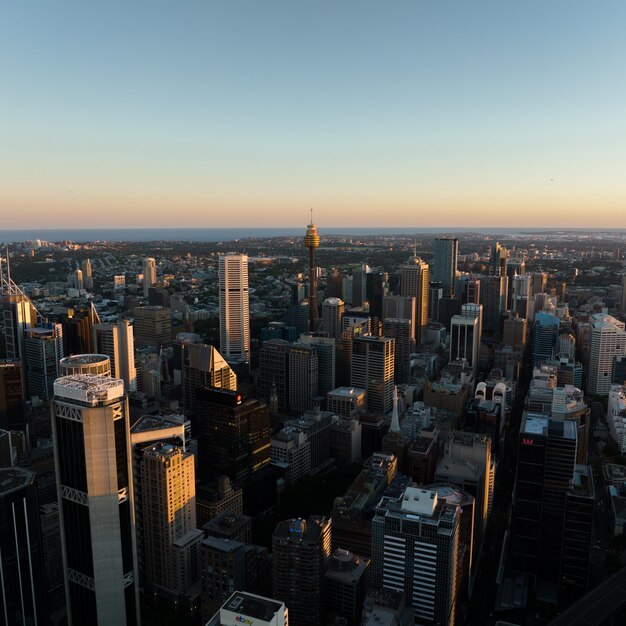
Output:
[
  {"xmin": 24, "ymin": 323, "xmax": 64, "ymax": 400},
  {"xmin": 330, "ymin": 415, "xmax": 362, "ymax": 466},
  {"xmin": 462, "ymin": 301, "xmax": 482, "ymax": 342},
  {"xmin": 532, "ymin": 271, "xmax": 547, "ymax": 296},
  {"xmin": 0, "ymin": 467, "xmax": 46, "ymax": 626},
  {"xmin": 327, "ymin": 387, "xmax": 367, "ymax": 417},
  {"xmin": 322, "ymin": 297, "xmax": 345, "ymax": 338},
  {"xmin": 196, "ymin": 476, "xmax": 243, "ymax": 527},
  {"xmin": 272, "ymin": 516, "xmax": 332, "ymax": 626},
  {"xmin": 326, "ymin": 268, "xmax": 343, "ymax": 298},
  {"xmin": 503, "ymin": 312, "xmax": 527, "ymax": 349},
  {"xmin": 351, "ymin": 336, "xmax": 394, "ymax": 414},
  {"xmin": 139, "ymin": 442, "xmax": 201, "ymax": 599},
  {"xmin": 608, "ymin": 385, "xmax": 626, "ymax": 454},
  {"xmin": 383, "ymin": 294, "xmax": 416, "ymax": 342},
  {"xmin": 437, "ymin": 295, "xmax": 461, "ymax": 333},
  {"xmin": 383, "ymin": 318, "xmax": 411, "ymax": 384},
  {"xmin": 299, "ymin": 335, "xmax": 335, "ymax": 399},
  {"xmin": 72, "ymin": 268, "xmax": 84, "ymax": 290},
  {"xmin": 260, "ymin": 321, "xmax": 297, "ymax": 345},
  {"xmin": 287, "ymin": 281, "xmax": 305, "ymax": 305},
  {"xmin": 324, "ymin": 549, "xmax": 371, "ymax": 626},
  {"xmin": 206, "ymin": 591, "xmax": 288, "ymax": 626},
  {"xmin": 200, "ymin": 538, "xmax": 271, "ymax": 622},
  {"xmin": 52, "ymin": 373, "xmax": 139, "ymax": 626},
  {"xmin": 588, "ymin": 313, "xmax": 626, "ymax": 396},
  {"xmin": 465, "ymin": 276, "xmax": 481, "ymax": 305},
  {"xmin": 259, "ymin": 339, "xmax": 291, "ymax": 413},
  {"xmin": 479, "ymin": 275, "xmax": 508, "ymax": 335},
  {"xmin": 133, "ymin": 305, "xmax": 172, "ymax": 347},
  {"xmin": 613, "ymin": 355, "xmax": 626, "ymax": 385},
  {"xmin": 428, "ymin": 281, "xmax": 443, "ymax": 323},
  {"xmin": 399, "ymin": 256, "xmax": 429, "ymax": 344},
  {"xmin": 283, "ymin": 301, "xmax": 309, "ymax": 336},
  {"xmin": 182, "ymin": 343, "xmax": 237, "ymax": 415},
  {"xmin": 0, "ymin": 286, "xmax": 38, "ymax": 361},
  {"xmin": 304, "ymin": 216, "xmax": 321, "ymax": 332},
  {"xmin": 147, "ymin": 284, "xmax": 170, "ymax": 307},
  {"xmin": 285, "ymin": 410, "xmax": 333, "ymax": 474},
  {"xmin": 489, "ymin": 241, "xmax": 507, "ymax": 276},
  {"xmin": 366, "ymin": 271, "xmax": 386, "ymax": 320},
  {"xmin": 81, "ymin": 258, "xmax": 93, "ymax": 290},
  {"xmin": 219, "ymin": 254, "xmax": 250, "ymax": 365},
  {"xmin": 0, "ymin": 360, "xmax": 24, "ymax": 429},
  {"xmin": 93, "ymin": 319, "xmax": 137, "ymax": 391},
  {"xmin": 510, "ymin": 414, "xmax": 577, "ymax": 586},
  {"xmin": 143, "ymin": 257, "xmax": 157, "ymax": 297},
  {"xmin": 204, "ymin": 510, "xmax": 252, "ymax": 544},
  {"xmin": 532, "ymin": 312, "xmax": 560, "ymax": 366},
  {"xmin": 450, "ymin": 314, "xmax": 479, "ymax": 371},
  {"xmin": 342, "ymin": 275, "xmax": 353, "ymax": 305},
  {"xmin": 372, "ymin": 486, "xmax": 462, "ymax": 625},
  {"xmin": 512, "ymin": 274, "xmax": 532, "ymax": 319},
  {"xmin": 113, "ymin": 274, "xmax": 126, "ymax": 291},
  {"xmin": 271, "ymin": 427, "xmax": 311, "ymax": 486},
  {"xmin": 61, "ymin": 305, "xmax": 99, "ymax": 355},
  {"xmin": 351, "ymin": 264, "xmax": 370, "ymax": 308},
  {"xmin": 196, "ymin": 388, "xmax": 271, "ymax": 487},
  {"xmin": 288, "ymin": 343, "xmax": 318, "ymax": 414},
  {"xmin": 433, "ymin": 237, "xmax": 458, "ymax": 296},
  {"xmin": 621, "ymin": 274, "xmax": 626, "ymax": 312}
]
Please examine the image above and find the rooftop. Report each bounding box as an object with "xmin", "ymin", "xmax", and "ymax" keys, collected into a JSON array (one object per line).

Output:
[
  {"xmin": 53, "ymin": 374, "xmax": 124, "ymax": 405},
  {"xmin": 221, "ymin": 592, "xmax": 283, "ymax": 622},
  {"xmin": 328, "ymin": 386, "xmax": 367, "ymax": 398},
  {"xmin": 131, "ymin": 414, "xmax": 186, "ymax": 433},
  {"xmin": 0, "ymin": 467, "xmax": 35, "ymax": 496}
]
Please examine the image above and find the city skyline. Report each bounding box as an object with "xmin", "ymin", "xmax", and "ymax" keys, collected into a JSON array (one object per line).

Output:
[{"xmin": 3, "ymin": 1, "xmax": 626, "ymax": 229}]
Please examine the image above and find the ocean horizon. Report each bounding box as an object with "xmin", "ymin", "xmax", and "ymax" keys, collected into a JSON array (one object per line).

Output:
[{"xmin": 0, "ymin": 226, "xmax": 624, "ymax": 244}]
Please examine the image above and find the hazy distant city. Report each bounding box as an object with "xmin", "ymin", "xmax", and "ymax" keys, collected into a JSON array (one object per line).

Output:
[{"xmin": 2, "ymin": 223, "xmax": 626, "ymax": 626}]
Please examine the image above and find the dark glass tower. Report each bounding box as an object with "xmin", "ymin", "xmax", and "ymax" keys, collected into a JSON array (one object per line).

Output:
[{"xmin": 0, "ymin": 467, "xmax": 46, "ymax": 626}]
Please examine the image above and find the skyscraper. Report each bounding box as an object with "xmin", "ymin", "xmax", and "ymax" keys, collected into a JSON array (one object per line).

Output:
[
  {"xmin": 288, "ymin": 343, "xmax": 319, "ymax": 413},
  {"xmin": 219, "ymin": 254, "xmax": 250, "ymax": 365},
  {"xmin": 133, "ymin": 305, "xmax": 172, "ymax": 347},
  {"xmin": 399, "ymin": 255, "xmax": 429, "ymax": 345},
  {"xmin": 433, "ymin": 237, "xmax": 458, "ymax": 297},
  {"xmin": 351, "ymin": 336, "xmax": 394, "ymax": 414},
  {"xmin": 588, "ymin": 313, "xmax": 626, "ymax": 396},
  {"xmin": 322, "ymin": 297, "xmax": 345, "ymax": 339},
  {"xmin": 489, "ymin": 241, "xmax": 508, "ymax": 276},
  {"xmin": 52, "ymin": 372, "xmax": 140, "ymax": 626},
  {"xmin": 139, "ymin": 442, "xmax": 200, "ymax": 599},
  {"xmin": 0, "ymin": 359, "xmax": 24, "ymax": 429},
  {"xmin": 24, "ymin": 322, "xmax": 64, "ymax": 400},
  {"xmin": 259, "ymin": 339, "xmax": 291, "ymax": 413},
  {"xmin": 303, "ymin": 215, "xmax": 321, "ymax": 332},
  {"xmin": 372, "ymin": 486, "xmax": 462, "ymax": 625},
  {"xmin": 479, "ymin": 275, "xmax": 508, "ymax": 335},
  {"xmin": 143, "ymin": 257, "xmax": 157, "ymax": 297},
  {"xmin": 93, "ymin": 319, "xmax": 137, "ymax": 391},
  {"xmin": 382, "ymin": 318, "xmax": 411, "ymax": 384},
  {"xmin": 450, "ymin": 314, "xmax": 479, "ymax": 371},
  {"xmin": 382, "ymin": 294, "xmax": 416, "ymax": 341},
  {"xmin": 81, "ymin": 258, "xmax": 93, "ymax": 290},
  {"xmin": 196, "ymin": 388, "xmax": 271, "ymax": 488},
  {"xmin": 272, "ymin": 516, "xmax": 332, "ymax": 626},
  {"xmin": 0, "ymin": 467, "xmax": 46, "ymax": 626}
]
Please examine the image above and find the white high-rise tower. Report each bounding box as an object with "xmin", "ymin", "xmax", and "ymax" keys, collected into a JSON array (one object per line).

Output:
[
  {"xmin": 219, "ymin": 254, "xmax": 250, "ymax": 365},
  {"xmin": 143, "ymin": 257, "xmax": 156, "ymax": 297}
]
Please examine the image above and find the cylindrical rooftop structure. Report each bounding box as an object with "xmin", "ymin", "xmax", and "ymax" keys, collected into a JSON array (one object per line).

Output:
[{"xmin": 59, "ymin": 354, "xmax": 111, "ymax": 377}]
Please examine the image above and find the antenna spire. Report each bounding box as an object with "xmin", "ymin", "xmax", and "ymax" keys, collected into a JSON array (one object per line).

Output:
[{"xmin": 310, "ymin": 207, "xmax": 313, "ymax": 224}]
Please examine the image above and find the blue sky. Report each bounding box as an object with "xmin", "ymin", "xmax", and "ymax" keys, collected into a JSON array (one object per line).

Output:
[{"xmin": 2, "ymin": 1, "xmax": 625, "ymax": 228}]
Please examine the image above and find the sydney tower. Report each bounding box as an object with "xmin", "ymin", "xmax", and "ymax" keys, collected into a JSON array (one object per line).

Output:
[{"xmin": 303, "ymin": 212, "xmax": 320, "ymax": 332}]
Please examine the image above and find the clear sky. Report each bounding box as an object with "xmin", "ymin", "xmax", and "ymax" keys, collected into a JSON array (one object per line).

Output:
[{"xmin": 2, "ymin": 1, "xmax": 626, "ymax": 229}]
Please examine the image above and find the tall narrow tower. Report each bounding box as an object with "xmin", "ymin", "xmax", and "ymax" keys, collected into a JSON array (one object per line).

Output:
[{"xmin": 304, "ymin": 211, "xmax": 320, "ymax": 332}]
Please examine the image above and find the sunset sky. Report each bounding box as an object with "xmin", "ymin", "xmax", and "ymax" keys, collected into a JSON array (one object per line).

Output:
[{"xmin": 2, "ymin": 1, "xmax": 626, "ymax": 229}]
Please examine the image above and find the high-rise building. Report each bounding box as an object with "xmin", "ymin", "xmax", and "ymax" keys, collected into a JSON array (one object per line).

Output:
[
  {"xmin": 61, "ymin": 305, "xmax": 99, "ymax": 355},
  {"xmin": 512, "ymin": 274, "xmax": 532, "ymax": 319},
  {"xmin": 81, "ymin": 258, "xmax": 93, "ymax": 290},
  {"xmin": 219, "ymin": 254, "xmax": 250, "ymax": 365},
  {"xmin": 24, "ymin": 323, "xmax": 64, "ymax": 400},
  {"xmin": 133, "ymin": 305, "xmax": 172, "ymax": 347},
  {"xmin": 465, "ymin": 276, "xmax": 481, "ymax": 305},
  {"xmin": 52, "ymin": 372, "xmax": 140, "ymax": 626},
  {"xmin": 324, "ymin": 549, "xmax": 371, "ymax": 626},
  {"xmin": 510, "ymin": 414, "xmax": 577, "ymax": 585},
  {"xmin": 588, "ymin": 313, "xmax": 626, "ymax": 396},
  {"xmin": 428, "ymin": 281, "xmax": 444, "ymax": 323},
  {"xmin": 143, "ymin": 257, "xmax": 157, "ymax": 297},
  {"xmin": 351, "ymin": 336, "xmax": 394, "ymax": 414},
  {"xmin": 271, "ymin": 427, "xmax": 311, "ymax": 486},
  {"xmin": 0, "ymin": 290, "xmax": 38, "ymax": 360},
  {"xmin": 272, "ymin": 516, "xmax": 332, "ymax": 626},
  {"xmin": 259, "ymin": 339, "xmax": 291, "ymax": 413},
  {"xmin": 532, "ymin": 312, "xmax": 560, "ymax": 366},
  {"xmin": 433, "ymin": 237, "xmax": 458, "ymax": 297},
  {"xmin": 139, "ymin": 442, "xmax": 201, "ymax": 599},
  {"xmin": 288, "ymin": 343, "xmax": 318, "ymax": 414},
  {"xmin": 299, "ymin": 335, "xmax": 335, "ymax": 399},
  {"xmin": 304, "ymin": 216, "xmax": 321, "ymax": 332},
  {"xmin": 327, "ymin": 387, "xmax": 367, "ymax": 418},
  {"xmin": 196, "ymin": 388, "xmax": 271, "ymax": 488},
  {"xmin": 322, "ymin": 297, "xmax": 345, "ymax": 339},
  {"xmin": 206, "ymin": 591, "xmax": 288, "ymax": 626},
  {"xmin": 366, "ymin": 271, "xmax": 386, "ymax": 320},
  {"xmin": 0, "ymin": 360, "xmax": 24, "ymax": 429},
  {"xmin": 479, "ymin": 275, "xmax": 508, "ymax": 335},
  {"xmin": 621, "ymin": 274, "xmax": 626, "ymax": 312},
  {"xmin": 450, "ymin": 314, "xmax": 479, "ymax": 371},
  {"xmin": 72, "ymin": 268, "xmax": 84, "ymax": 290},
  {"xmin": 372, "ymin": 486, "xmax": 462, "ymax": 625},
  {"xmin": 383, "ymin": 295, "xmax": 416, "ymax": 342},
  {"xmin": 489, "ymin": 241, "xmax": 508, "ymax": 276},
  {"xmin": 93, "ymin": 319, "xmax": 137, "ymax": 391},
  {"xmin": 0, "ymin": 467, "xmax": 46, "ymax": 626},
  {"xmin": 532, "ymin": 271, "xmax": 547, "ymax": 296},
  {"xmin": 503, "ymin": 312, "xmax": 527, "ymax": 349},
  {"xmin": 399, "ymin": 256, "xmax": 429, "ymax": 345},
  {"xmin": 182, "ymin": 343, "xmax": 237, "ymax": 415},
  {"xmin": 382, "ymin": 318, "xmax": 411, "ymax": 384}
]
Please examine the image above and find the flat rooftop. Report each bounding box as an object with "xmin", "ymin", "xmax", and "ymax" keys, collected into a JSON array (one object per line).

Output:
[
  {"xmin": 328, "ymin": 386, "xmax": 366, "ymax": 398},
  {"xmin": 222, "ymin": 592, "xmax": 283, "ymax": 622},
  {"xmin": 0, "ymin": 467, "xmax": 35, "ymax": 496}
]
